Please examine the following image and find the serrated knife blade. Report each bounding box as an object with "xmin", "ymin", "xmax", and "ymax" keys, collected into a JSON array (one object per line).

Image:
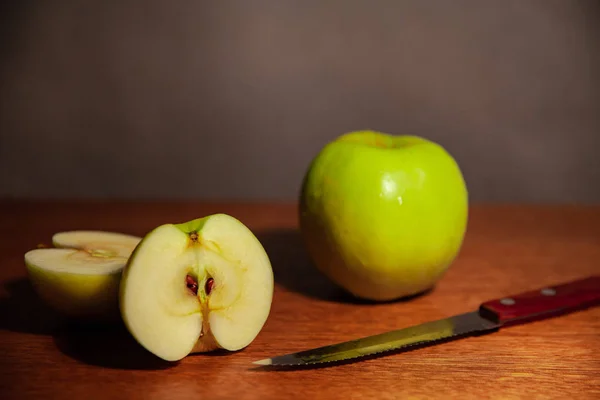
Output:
[{"xmin": 253, "ymin": 275, "xmax": 600, "ymax": 367}]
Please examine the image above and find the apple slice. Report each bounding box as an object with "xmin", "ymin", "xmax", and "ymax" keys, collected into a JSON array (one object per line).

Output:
[
  {"xmin": 24, "ymin": 231, "xmax": 142, "ymax": 321},
  {"xmin": 119, "ymin": 214, "xmax": 274, "ymax": 362}
]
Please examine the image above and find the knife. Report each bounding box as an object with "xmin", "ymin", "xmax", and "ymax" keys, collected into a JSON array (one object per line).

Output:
[{"xmin": 253, "ymin": 275, "xmax": 600, "ymax": 367}]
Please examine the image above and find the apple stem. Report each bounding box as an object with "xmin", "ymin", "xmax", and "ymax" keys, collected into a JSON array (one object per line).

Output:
[
  {"xmin": 186, "ymin": 275, "xmax": 199, "ymax": 295},
  {"xmin": 205, "ymin": 277, "xmax": 214, "ymax": 295}
]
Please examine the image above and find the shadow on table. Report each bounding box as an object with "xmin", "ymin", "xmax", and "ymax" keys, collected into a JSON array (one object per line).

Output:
[
  {"xmin": 256, "ymin": 228, "xmax": 345, "ymax": 302},
  {"xmin": 0, "ymin": 277, "xmax": 60, "ymax": 335},
  {"xmin": 53, "ymin": 322, "xmax": 176, "ymax": 371},
  {"xmin": 0, "ymin": 278, "xmax": 174, "ymax": 370},
  {"xmin": 256, "ymin": 228, "xmax": 431, "ymax": 305}
]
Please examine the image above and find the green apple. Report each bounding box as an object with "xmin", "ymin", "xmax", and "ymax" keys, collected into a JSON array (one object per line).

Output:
[
  {"xmin": 299, "ymin": 130, "xmax": 468, "ymax": 301},
  {"xmin": 24, "ymin": 231, "xmax": 142, "ymax": 321},
  {"xmin": 119, "ymin": 213, "xmax": 274, "ymax": 362}
]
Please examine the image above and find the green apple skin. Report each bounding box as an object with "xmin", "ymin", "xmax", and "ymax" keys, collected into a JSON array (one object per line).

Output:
[
  {"xmin": 299, "ymin": 131, "xmax": 468, "ymax": 301},
  {"xmin": 174, "ymin": 218, "xmax": 208, "ymax": 235},
  {"xmin": 25, "ymin": 263, "xmax": 122, "ymax": 321}
]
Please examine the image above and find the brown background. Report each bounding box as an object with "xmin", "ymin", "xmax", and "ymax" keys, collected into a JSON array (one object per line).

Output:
[{"xmin": 1, "ymin": 0, "xmax": 599, "ymax": 202}]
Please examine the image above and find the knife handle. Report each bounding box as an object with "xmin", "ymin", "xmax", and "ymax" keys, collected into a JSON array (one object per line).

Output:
[{"xmin": 478, "ymin": 276, "xmax": 600, "ymax": 326}]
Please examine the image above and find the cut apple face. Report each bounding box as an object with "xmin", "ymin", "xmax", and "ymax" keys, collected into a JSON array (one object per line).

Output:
[
  {"xmin": 24, "ymin": 231, "xmax": 142, "ymax": 321},
  {"xmin": 119, "ymin": 214, "xmax": 274, "ymax": 362}
]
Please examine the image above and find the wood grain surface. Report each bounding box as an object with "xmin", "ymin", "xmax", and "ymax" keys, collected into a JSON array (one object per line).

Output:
[{"xmin": 0, "ymin": 201, "xmax": 599, "ymax": 400}]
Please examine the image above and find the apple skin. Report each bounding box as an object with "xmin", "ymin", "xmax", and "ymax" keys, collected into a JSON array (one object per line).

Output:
[
  {"xmin": 299, "ymin": 130, "xmax": 468, "ymax": 301},
  {"xmin": 25, "ymin": 263, "xmax": 122, "ymax": 321},
  {"xmin": 174, "ymin": 217, "xmax": 208, "ymax": 235}
]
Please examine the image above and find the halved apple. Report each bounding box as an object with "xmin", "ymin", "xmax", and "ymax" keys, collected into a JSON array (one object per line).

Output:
[
  {"xmin": 24, "ymin": 231, "xmax": 142, "ymax": 321},
  {"xmin": 119, "ymin": 214, "xmax": 274, "ymax": 362}
]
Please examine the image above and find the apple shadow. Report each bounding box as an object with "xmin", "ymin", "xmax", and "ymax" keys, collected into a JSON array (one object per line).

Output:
[
  {"xmin": 256, "ymin": 228, "xmax": 347, "ymax": 303},
  {"xmin": 0, "ymin": 278, "xmax": 174, "ymax": 370},
  {"xmin": 255, "ymin": 228, "xmax": 433, "ymax": 305},
  {"xmin": 53, "ymin": 321, "xmax": 177, "ymax": 371},
  {"xmin": 0, "ymin": 277, "xmax": 62, "ymax": 335}
]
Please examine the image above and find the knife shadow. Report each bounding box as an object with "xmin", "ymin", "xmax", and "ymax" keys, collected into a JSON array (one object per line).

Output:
[{"xmin": 255, "ymin": 228, "xmax": 433, "ymax": 304}]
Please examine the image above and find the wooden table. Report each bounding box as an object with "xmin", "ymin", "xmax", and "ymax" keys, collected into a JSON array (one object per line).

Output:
[{"xmin": 1, "ymin": 201, "xmax": 599, "ymax": 399}]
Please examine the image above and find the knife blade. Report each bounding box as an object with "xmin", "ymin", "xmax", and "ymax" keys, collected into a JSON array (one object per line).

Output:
[{"xmin": 253, "ymin": 275, "xmax": 600, "ymax": 367}]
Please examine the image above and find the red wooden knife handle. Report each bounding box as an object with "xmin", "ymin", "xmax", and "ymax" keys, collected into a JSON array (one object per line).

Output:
[{"xmin": 478, "ymin": 276, "xmax": 600, "ymax": 326}]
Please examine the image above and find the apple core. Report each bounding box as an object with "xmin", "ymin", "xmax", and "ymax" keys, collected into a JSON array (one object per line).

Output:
[
  {"xmin": 119, "ymin": 214, "xmax": 274, "ymax": 361},
  {"xmin": 186, "ymin": 275, "xmax": 199, "ymax": 295},
  {"xmin": 205, "ymin": 277, "xmax": 215, "ymax": 295},
  {"xmin": 88, "ymin": 249, "xmax": 118, "ymax": 258}
]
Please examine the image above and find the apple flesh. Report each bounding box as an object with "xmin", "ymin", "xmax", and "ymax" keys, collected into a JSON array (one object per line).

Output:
[
  {"xmin": 119, "ymin": 214, "xmax": 274, "ymax": 362},
  {"xmin": 299, "ymin": 130, "xmax": 468, "ymax": 301},
  {"xmin": 24, "ymin": 231, "xmax": 142, "ymax": 321}
]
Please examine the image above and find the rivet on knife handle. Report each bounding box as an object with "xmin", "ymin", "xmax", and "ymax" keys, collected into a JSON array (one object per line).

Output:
[{"xmin": 478, "ymin": 276, "xmax": 600, "ymax": 326}]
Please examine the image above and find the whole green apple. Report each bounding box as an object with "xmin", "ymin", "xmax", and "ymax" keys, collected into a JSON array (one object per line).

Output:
[{"xmin": 299, "ymin": 130, "xmax": 468, "ymax": 301}]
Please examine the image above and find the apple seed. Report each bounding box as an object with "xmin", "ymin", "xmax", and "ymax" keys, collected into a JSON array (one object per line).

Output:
[
  {"xmin": 185, "ymin": 275, "xmax": 199, "ymax": 295},
  {"xmin": 205, "ymin": 277, "xmax": 214, "ymax": 295}
]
